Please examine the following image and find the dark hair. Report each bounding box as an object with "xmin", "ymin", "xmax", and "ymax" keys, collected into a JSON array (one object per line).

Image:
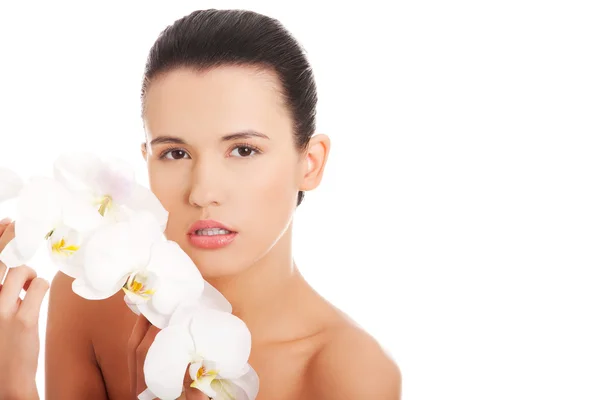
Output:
[{"xmin": 141, "ymin": 9, "xmax": 318, "ymax": 206}]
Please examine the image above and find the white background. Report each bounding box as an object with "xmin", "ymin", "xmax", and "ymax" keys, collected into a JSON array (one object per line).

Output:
[{"xmin": 1, "ymin": 1, "xmax": 599, "ymax": 399}]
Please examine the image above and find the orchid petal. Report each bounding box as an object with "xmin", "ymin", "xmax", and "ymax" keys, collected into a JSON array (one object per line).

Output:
[
  {"xmin": 190, "ymin": 374, "xmax": 218, "ymax": 398},
  {"xmin": 166, "ymin": 284, "xmax": 231, "ymax": 327},
  {"xmin": 144, "ymin": 325, "xmax": 195, "ymax": 400},
  {"xmin": 222, "ymin": 364, "xmax": 260, "ymax": 400},
  {"xmin": 47, "ymin": 224, "xmax": 84, "ymax": 278},
  {"xmin": 54, "ymin": 248, "xmax": 85, "ymax": 279},
  {"xmin": 125, "ymin": 211, "xmax": 165, "ymax": 250},
  {"xmin": 0, "ymin": 239, "xmax": 26, "ymax": 269},
  {"xmin": 188, "ymin": 362, "xmax": 203, "ymax": 383},
  {"xmin": 82, "ymin": 220, "xmax": 149, "ymax": 296},
  {"xmin": 200, "ymin": 281, "xmax": 232, "ymax": 313},
  {"xmin": 137, "ymin": 388, "xmax": 157, "ymax": 400},
  {"xmin": 168, "ymin": 300, "xmax": 199, "ymax": 328},
  {"xmin": 124, "ymin": 183, "xmax": 169, "ymax": 230},
  {"xmin": 124, "ymin": 271, "xmax": 164, "ymax": 325},
  {"xmin": 80, "ymin": 212, "xmax": 164, "ymax": 302},
  {"xmin": 146, "ymin": 241, "xmax": 204, "ymax": 316},
  {"xmin": 54, "ymin": 152, "xmax": 103, "ymax": 193},
  {"xmin": 124, "ymin": 293, "xmax": 141, "ymax": 315},
  {"xmin": 61, "ymin": 193, "xmax": 104, "ymax": 233},
  {"xmin": 54, "ymin": 154, "xmax": 139, "ymax": 223},
  {"xmin": 0, "ymin": 167, "xmax": 23, "ymax": 202},
  {"xmin": 72, "ymin": 278, "xmax": 113, "ymax": 300},
  {"xmin": 105, "ymin": 205, "xmax": 133, "ymax": 223},
  {"xmin": 136, "ymin": 302, "xmax": 169, "ymax": 329},
  {"xmin": 14, "ymin": 217, "xmax": 51, "ymax": 262},
  {"xmin": 91, "ymin": 156, "xmax": 135, "ymax": 204},
  {"xmin": 210, "ymin": 379, "xmax": 241, "ymax": 400},
  {"xmin": 16, "ymin": 177, "xmax": 64, "ymax": 225},
  {"xmin": 190, "ymin": 309, "xmax": 252, "ymax": 379}
]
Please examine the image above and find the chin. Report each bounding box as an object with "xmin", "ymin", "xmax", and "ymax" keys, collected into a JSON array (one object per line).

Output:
[{"xmin": 186, "ymin": 249, "xmax": 250, "ymax": 279}]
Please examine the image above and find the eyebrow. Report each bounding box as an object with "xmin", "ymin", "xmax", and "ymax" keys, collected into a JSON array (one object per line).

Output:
[
  {"xmin": 221, "ymin": 130, "xmax": 270, "ymax": 142},
  {"xmin": 149, "ymin": 130, "xmax": 270, "ymax": 147}
]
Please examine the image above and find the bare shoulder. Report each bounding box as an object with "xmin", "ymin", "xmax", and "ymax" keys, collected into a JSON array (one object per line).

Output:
[{"xmin": 305, "ymin": 321, "xmax": 402, "ymax": 400}]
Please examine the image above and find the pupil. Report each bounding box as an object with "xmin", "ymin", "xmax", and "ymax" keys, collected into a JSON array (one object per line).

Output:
[
  {"xmin": 239, "ymin": 147, "xmax": 251, "ymax": 156},
  {"xmin": 173, "ymin": 150, "xmax": 185, "ymax": 159}
]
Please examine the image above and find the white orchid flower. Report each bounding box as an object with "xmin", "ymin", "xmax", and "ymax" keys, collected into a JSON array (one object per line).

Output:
[
  {"xmin": 54, "ymin": 152, "xmax": 168, "ymax": 229},
  {"xmin": 0, "ymin": 177, "xmax": 103, "ymax": 275},
  {"xmin": 140, "ymin": 305, "xmax": 256, "ymax": 400},
  {"xmin": 72, "ymin": 211, "xmax": 205, "ymax": 329},
  {"xmin": 125, "ymin": 278, "xmax": 232, "ymax": 318},
  {"xmin": 0, "ymin": 166, "xmax": 23, "ymax": 203},
  {"xmin": 189, "ymin": 361, "xmax": 259, "ymax": 400}
]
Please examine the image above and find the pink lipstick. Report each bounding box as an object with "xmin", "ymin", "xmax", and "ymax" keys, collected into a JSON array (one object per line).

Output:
[{"xmin": 187, "ymin": 220, "xmax": 237, "ymax": 250}]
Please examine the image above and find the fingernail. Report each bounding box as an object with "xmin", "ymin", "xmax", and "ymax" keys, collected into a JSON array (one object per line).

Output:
[{"xmin": 0, "ymin": 218, "xmax": 11, "ymax": 225}]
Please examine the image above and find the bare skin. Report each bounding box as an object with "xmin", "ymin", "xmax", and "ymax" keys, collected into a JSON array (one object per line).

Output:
[
  {"xmin": 40, "ymin": 65, "xmax": 401, "ymax": 399},
  {"xmin": 0, "ymin": 221, "xmax": 49, "ymax": 400},
  {"xmin": 47, "ymin": 268, "xmax": 399, "ymax": 399}
]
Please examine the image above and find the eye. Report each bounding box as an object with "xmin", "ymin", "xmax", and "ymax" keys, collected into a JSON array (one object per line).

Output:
[
  {"xmin": 230, "ymin": 144, "xmax": 260, "ymax": 158},
  {"xmin": 160, "ymin": 148, "xmax": 191, "ymax": 160}
]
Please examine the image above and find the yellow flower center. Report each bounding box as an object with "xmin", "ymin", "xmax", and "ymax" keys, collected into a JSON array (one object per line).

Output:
[
  {"xmin": 97, "ymin": 195, "xmax": 113, "ymax": 216},
  {"xmin": 122, "ymin": 273, "xmax": 155, "ymax": 299},
  {"xmin": 51, "ymin": 238, "xmax": 80, "ymax": 255},
  {"xmin": 190, "ymin": 363, "xmax": 221, "ymax": 393}
]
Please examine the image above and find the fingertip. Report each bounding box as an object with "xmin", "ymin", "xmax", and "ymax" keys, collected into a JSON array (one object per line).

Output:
[
  {"xmin": 138, "ymin": 313, "xmax": 152, "ymax": 326},
  {"xmin": 147, "ymin": 325, "xmax": 162, "ymax": 339},
  {"xmin": 39, "ymin": 278, "xmax": 51, "ymax": 292}
]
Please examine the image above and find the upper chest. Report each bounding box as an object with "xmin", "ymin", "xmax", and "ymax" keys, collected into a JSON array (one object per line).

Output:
[{"xmin": 91, "ymin": 299, "xmax": 323, "ymax": 400}]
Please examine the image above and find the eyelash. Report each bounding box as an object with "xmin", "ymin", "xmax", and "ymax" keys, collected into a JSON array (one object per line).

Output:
[{"xmin": 158, "ymin": 143, "xmax": 262, "ymax": 160}]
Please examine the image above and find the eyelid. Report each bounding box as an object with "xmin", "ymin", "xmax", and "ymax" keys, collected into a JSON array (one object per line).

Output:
[
  {"xmin": 157, "ymin": 143, "xmax": 262, "ymax": 160},
  {"xmin": 158, "ymin": 147, "xmax": 191, "ymax": 160},
  {"xmin": 228, "ymin": 143, "xmax": 262, "ymax": 157}
]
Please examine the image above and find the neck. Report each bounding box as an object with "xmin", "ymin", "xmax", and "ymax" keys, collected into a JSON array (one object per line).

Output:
[{"xmin": 204, "ymin": 224, "xmax": 322, "ymax": 344}]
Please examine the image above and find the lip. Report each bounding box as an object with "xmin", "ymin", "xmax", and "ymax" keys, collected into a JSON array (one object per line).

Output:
[
  {"xmin": 187, "ymin": 219, "xmax": 238, "ymax": 250},
  {"xmin": 187, "ymin": 219, "xmax": 237, "ymax": 234}
]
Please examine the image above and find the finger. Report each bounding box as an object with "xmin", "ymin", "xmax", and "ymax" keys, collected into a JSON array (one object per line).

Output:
[
  {"xmin": 184, "ymin": 386, "xmax": 211, "ymax": 400},
  {"xmin": 0, "ymin": 260, "xmax": 7, "ymax": 283},
  {"xmin": 129, "ymin": 314, "xmax": 151, "ymax": 397},
  {"xmin": 0, "ymin": 221, "xmax": 15, "ymax": 253},
  {"xmin": 0, "ymin": 265, "xmax": 37, "ymax": 312},
  {"xmin": 18, "ymin": 277, "xmax": 50, "ymax": 322},
  {"xmin": 15, "ymin": 276, "xmax": 37, "ymax": 308},
  {"xmin": 136, "ymin": 325, "xmax": 161, "ymax": 395},
  {"xmin": 0, "ymin": 219, "xmax": 10, "ymax": 236}
]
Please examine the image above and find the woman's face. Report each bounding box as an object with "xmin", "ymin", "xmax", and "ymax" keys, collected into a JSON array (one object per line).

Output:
[{"xmin": 142, "ymin": 66, "xmax": 305, "ymax": 278}]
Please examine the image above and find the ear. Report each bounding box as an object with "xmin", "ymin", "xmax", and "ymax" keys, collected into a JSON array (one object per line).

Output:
[
  {"xmin": 141, "ymin": 142, "xmax": 148, "ymax": 161},
  {"xmin": 300, "ymin": 134, "xmax": 331, "ymax": 192}
]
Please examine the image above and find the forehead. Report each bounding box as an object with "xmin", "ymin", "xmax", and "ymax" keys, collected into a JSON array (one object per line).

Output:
[{"xmin": 143, "ymin": 65, "xmax": 292, "ymax": 139}]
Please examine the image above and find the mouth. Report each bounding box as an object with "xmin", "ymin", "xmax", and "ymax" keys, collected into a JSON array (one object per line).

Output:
[
  {"xmin": 187, "ymin": 220, "xmax": 238, "ymax": 250},
  {"xmin": 191, "ymin": 227, "xmax": 234, "ymax": 236}
]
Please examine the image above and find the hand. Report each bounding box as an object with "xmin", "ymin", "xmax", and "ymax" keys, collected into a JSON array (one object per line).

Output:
[
  {"xmin": 0, "ymin": 220, "xmax": 49, "ymax": 400},
  {"xmin": 128, "ymin": 314, "xmax": 210, "ymax": 400}
]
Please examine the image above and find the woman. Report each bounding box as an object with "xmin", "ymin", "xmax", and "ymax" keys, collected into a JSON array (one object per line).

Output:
[{"xmin": 0, "ymin": 8, "xmax": 401, "ymax": 400}]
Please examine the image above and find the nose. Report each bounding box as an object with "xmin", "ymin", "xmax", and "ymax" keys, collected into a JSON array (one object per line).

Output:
[{"xmin": 187, "ymin": 159, "xmax": 224, "ymax": 208}]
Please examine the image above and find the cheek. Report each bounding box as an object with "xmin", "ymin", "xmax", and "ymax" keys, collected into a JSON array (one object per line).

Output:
[
  {"xmin": 147, "ymin": 163, "xmax": 190, "ymax": 209},
  {"xmin": 241, "ymin": 157, "xmax": 298, "ymax": 223}
]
